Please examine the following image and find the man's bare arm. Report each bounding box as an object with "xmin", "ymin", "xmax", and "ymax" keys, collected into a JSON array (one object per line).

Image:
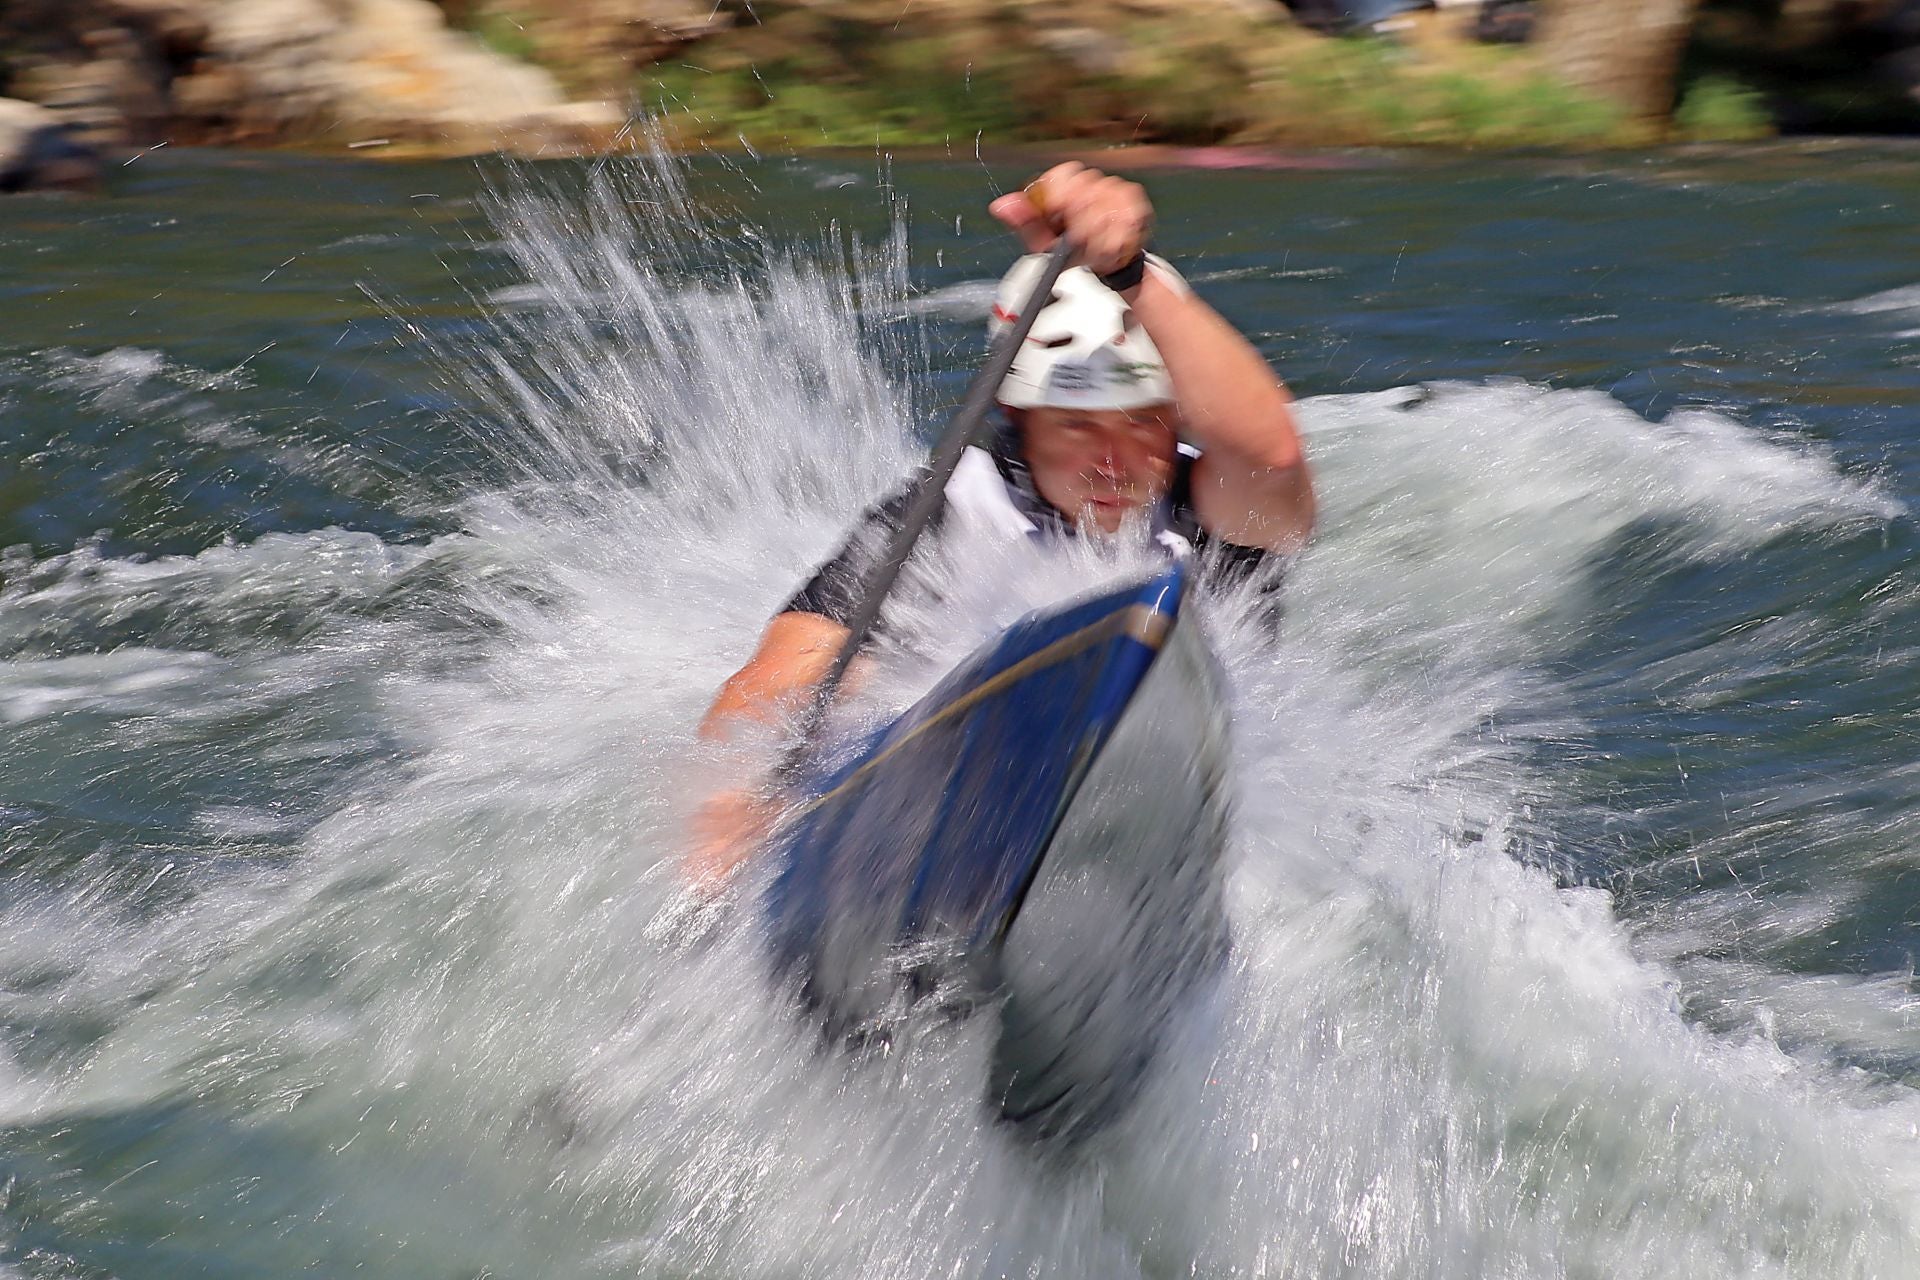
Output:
[
  {"xmin": 699, "ymin": 610, "xmax": 851, "ymax": 741},
  {"xmin": 989, "ymin": 162, "xmax": 1314, "ymax": 553},
  {"xmin": 688, "ymin": 610, "xmax": 850, "ymax": 887},
  {"xmin": 1127, "ymin": 268, "xmax": 1315, "ymax": 553}
]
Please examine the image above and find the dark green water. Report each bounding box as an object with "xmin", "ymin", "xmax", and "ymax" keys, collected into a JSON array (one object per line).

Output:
[{"xmin": 2, "ymin": 142, "xmax": 1919, "ymax": 1277}]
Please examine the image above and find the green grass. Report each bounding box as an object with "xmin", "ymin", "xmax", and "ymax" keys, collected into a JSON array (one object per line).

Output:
[
  {"xmin": 1243, "ymin": 36, "xmax": 1630, "ymax": 147},
  {"xmin": 461, "ymin": 7, "xmax": 542, "ymax": 65},
  {"xmin": 1673, "ymin": 74, "xmax": 1773, "ymax": 141},
  {"xmin": 638, "ymin": 41, "xmax": 1030, "ymax": 148},
  {"xmin": 628, "ymin": 18, "xmax": 1673, "ymax": 151}
]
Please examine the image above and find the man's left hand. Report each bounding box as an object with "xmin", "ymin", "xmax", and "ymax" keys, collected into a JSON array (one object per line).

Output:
[{"xmin": 989, "ymin": 162, "xmax": 1153, "ymax": 278}]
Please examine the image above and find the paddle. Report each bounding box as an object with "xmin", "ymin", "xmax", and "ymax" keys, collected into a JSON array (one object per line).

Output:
[{"xmin": 785, "ymin": 235, "xmax": 1077, "ymax": 749}]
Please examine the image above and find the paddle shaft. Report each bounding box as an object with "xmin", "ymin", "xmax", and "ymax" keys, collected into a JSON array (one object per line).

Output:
[{"xmin": 790, "ymin": 237, "xmax": 1075, "ymax": 746}]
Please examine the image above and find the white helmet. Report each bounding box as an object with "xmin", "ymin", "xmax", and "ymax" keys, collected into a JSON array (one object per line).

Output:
[{"xmin": 989, "ymin": 256, "xmax": 1174, "ymax": 411}]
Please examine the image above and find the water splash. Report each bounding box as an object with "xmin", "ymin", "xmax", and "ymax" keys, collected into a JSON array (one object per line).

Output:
[
  {"xmin": 1831, "ymin": 282, "xmax": 1920, "ymax": 317},
  {"xmin": 2, "ymin": 149, "xmax": 1918, "ymax": 1278}
]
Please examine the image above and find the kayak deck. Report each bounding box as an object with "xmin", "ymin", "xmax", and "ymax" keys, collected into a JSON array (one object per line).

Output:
[{"xmin": 764, "ymin": 562, "xmax": 1230, "ymax": 1136}]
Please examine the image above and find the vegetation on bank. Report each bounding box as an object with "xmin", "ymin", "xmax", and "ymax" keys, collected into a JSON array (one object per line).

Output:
[
  {"xmin": 446, "ymin": 1, "xmax": 1801, "ymax": 152},
  {"xmin": 0, "ymin": 0, "xmax": 1907, "ymax": 167},
  {"xmin": 631, "ymin": 32, "xmax": 1632, "ymax": 149},
  {"xmin": 1685, "ymin": 3, "xmax": 1920, "ymax": 136}
]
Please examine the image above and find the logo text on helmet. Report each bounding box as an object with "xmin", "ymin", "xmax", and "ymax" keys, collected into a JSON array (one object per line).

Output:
[{"xmin": 1048, "ymin": 363, "xmax": 1096, "ymax": 393}]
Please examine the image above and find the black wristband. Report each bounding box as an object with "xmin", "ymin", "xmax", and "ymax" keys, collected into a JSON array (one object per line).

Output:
[{"xmin": 1096, "ymin": 251, "xmax": 1148, "ymax": 293}]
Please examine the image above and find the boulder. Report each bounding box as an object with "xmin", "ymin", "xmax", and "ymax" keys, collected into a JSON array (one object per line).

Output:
[
  {"xmin": 96, "ymin": 0, "xmax": 213, "ymax": 51},
  {"xmin": 1033, "ymin": 25, "xmax": 1134, "ymax": 77},
  {"xmin": 0, "ymin": 0, "xmax": 622, "ymax": 154},
  {"xmin": 17, "ymin": 21, "xmax": 175, "ymax": 146},
  {"xmin": 0, "ymin": 97, "xmax": 102, "ymax": 192},
  {"xmin": 192, "ymin": 0, "xmax": 621, "ymax": 150},
  {"xmin": 1536, "ymin": 0, "xmax": 1702, "ymax": 122},
  {"xmin": 537, "ymin": 0, "xmax": 736, "ymax": 76},
  {"xmin": 198, "ymin": 0, "xmax": 345, "ymax": 134}
]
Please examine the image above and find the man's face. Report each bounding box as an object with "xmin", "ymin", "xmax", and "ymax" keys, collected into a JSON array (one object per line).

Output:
[{"xmin": 1016, "ymin": 404, "xmax": 1181, "ymax": 534}]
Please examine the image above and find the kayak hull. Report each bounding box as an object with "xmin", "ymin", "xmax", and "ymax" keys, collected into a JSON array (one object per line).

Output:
[
  {"xmin": 764, "ymin": 563, "xmax": 1230, "ymax": 1135},
  {"xmin": 990, "ymin": 607, "xmax": 1230, "ymax": 1136}
]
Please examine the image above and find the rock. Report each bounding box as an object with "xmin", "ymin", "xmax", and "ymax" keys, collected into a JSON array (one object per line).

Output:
[
  {"xmin": 169, "ymin": 62, "xmax": 249, "ymax": 123},
  {"xmin": 194, "ymin": 0, "xmax": 620, "ymax": 151},
  {"xmin": 97, "ymin": 0, "xmax": 212, "ymax": 51},
  {"xmin": 1883, "ymin": 46, "xmax": 1920, "ymax": 107},
  {"xmin": 199, "ymin": 0, "xmax": 340, "ymax": 127},
  {"xmin": 541, "ymin": 0, "xmax": 736, "ymax": 74},
  {"xmin": 1536, "ymin": 0, "xmax": 1702, "ymax": 123},
  {"xmin": 1473, "ymin": 0, "xmax": 1535, "ymax": 44},
  {"xmin": 0, "ymin": 0, "xmax": 214, "ymax": 144},
  {"xmin": 1033, "ymin": 25, "xmax": 1134, "ymax": 77},
  {"xmin": 0, "ymin": 0, "xmax": 621, "ymax": 154},
  {"xmin": 19, "ymin": 22, "xmax": 174, "ymax": 146},
  {"xmin": 497, "ymin": 99, "xmax": 627, "ymax": 152},
  {"xmin": 0, "ymin": 97, "xmax": 102, "ymax": 192}
]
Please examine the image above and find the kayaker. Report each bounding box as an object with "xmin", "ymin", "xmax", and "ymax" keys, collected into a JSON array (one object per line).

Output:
[{"xmin": 689, "ymin": 161, "xmax": 1314, "ymax": 882}]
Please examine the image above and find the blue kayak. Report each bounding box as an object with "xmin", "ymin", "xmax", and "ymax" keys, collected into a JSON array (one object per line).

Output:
[{"xmin": 765, "ymin": 562, "xmax": 1232, "ymax": 1137}]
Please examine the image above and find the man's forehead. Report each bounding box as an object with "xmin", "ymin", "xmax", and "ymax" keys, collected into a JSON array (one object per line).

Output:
[
  {"xmin": 1122, "ymin": 405, "xmax": 1181, "ymax": 428},
  {"xmin": 1028, "ymin": 405, "xmax": 1178, "ymax": 429}
]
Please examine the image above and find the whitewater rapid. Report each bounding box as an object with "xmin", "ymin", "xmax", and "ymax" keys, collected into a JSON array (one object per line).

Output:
[{"xmin": 2, "ymin": 153, "xmax": 1917, "ymax": 1278}]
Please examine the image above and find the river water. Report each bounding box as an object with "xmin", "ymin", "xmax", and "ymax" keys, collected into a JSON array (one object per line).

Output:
[{"xmin": 2, "ymin": 140, "xmax": 1919, "ymax": 1277}]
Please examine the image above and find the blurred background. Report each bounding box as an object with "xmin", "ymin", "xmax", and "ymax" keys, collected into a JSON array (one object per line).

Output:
[{"xmin": 4, "ymin": 0, "xmax": 1920, "ymax": 188}]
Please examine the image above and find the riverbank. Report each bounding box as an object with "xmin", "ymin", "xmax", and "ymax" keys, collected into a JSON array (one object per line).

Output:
[
  {"xmin": 627, "ymin": 12, "xmax": 1657, "ymax": 151},
  {"xmin": 0, "ymin": 0, "xmax": 1914, "ymax": 186}
]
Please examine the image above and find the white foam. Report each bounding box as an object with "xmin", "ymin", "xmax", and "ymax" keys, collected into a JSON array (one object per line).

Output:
[
  {"xmin": 5, "ymin": 153, "xmax": 1919, "ymax": 1277},
  {"xmin": 0, "ymin": 527, "xmax": 449, "ymax": 654},
  {"xmin": 0, "ymin": 649, "xmax": 219, "ymax": 724},
  {"xmin": 1289, "ymin": 381, "xmax": 1899, "ymax": 679},
  {"xmin": 45, "ymin": 344, "xmax": 169, "ymax": 387},
  {"xmin": 1832, "ymin": 282, "xmax": 1920, "ymax": 316},
  {"xmin": 193, "ymin": 805, "xmax": 303, "ymax": 839},
  {"xmin": 37, "ymin": 344, "xmax": 247, "ymax": 399}
]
